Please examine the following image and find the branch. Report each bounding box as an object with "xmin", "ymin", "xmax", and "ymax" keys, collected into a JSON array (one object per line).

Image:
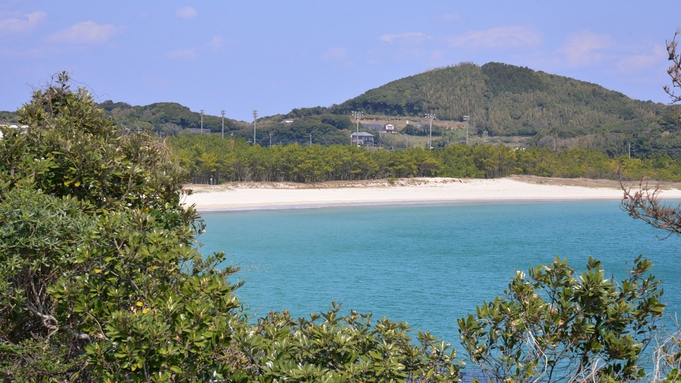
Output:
[
  {"xmin": 25, "ymin": 304, "xmax": 92, "ymax": 343},
  {"xmin": 664, "ymin": 28, "xmax": 681, "ymax": 104},
  {"xmin": 621, "ymin": 178, "xmax": 681, "ymax": 237}
]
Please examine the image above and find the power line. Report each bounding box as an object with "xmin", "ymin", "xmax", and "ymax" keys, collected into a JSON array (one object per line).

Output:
[
  {"xmin": 200, "ymin": 109, "xmax": 205, "ymax": 134},
  {"xmin": 425, "ymin": 112, "xmax": 436, "ymax": 149},
  {"xmin": 253, "ymin": 110, "xmax": 258, "ymax": 145},
  {"xmin": 221, "ymin": 110, "xmax": 226, "ymax": 138},
  {"xmin": 463, "ymin": 115, "xmax": 470, "ymax": 145},
  {"xmin": 352, "ymin": 111, "xmax": 363, "ymax": 146}
]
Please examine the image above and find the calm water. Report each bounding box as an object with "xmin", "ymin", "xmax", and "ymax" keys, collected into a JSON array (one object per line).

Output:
[{"xmin": 199, "ymin": 201, "xmax": 681, "ymax": 349}]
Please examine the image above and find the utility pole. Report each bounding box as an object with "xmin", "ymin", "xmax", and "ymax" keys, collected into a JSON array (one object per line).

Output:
[
  {"xmin": 463, "ymin": 115, "xmax": 470, "ymax": 145},
  {"xmin": 200, "ymin": 110, "xmax": 205, "ymax": 134},
  {"xmin": 351, "ymin": 111, "xmax": 363, "ymax": 146},
  {"xmin": 309, "ymin": 133, "xmax": 312, "ymax": 145},
  {"xmin": 221, "ymin": 110, "xmax": 225, "ymax": 138},
  {"xmin": 269, "ymin": 131, "xmax": 273, "ymax": 147},
  {"xmin": 253, "ymin": 110, "xmax": 258, "ymax": 145},
  {"xmin": 425, "ymin": 112, "xmax": 436, "ymax": 149}
]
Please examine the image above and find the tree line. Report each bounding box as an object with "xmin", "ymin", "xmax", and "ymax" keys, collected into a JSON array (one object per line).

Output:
[{"xmin": 168, "ymin": 133, "xmax": 681, "ymax": 184}]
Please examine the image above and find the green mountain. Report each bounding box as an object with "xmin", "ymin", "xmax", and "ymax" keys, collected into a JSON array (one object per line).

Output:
[
  {"xmin": 3, "ymin": 62, "xmax": 680, "ymax": 157},
  {"xmin": 331, "ymin": 62, "xmax": 681, "ymax": 156},
  {"xmin": 98, "ymin": 100, "xmax": 251, "ymax": 136},
  {"xmin": 334, "ymin": 62, "xmax": 668, "ymax": 134}
]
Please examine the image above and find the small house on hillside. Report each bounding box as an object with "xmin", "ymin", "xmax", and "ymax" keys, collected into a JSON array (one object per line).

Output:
[
  {"xmin": 351, "ymin": 132, "xmax": 374, "ymax": 146},
  {"xmin": 362, "ymin": 123, "xmax": 397, "ymax": 134}
]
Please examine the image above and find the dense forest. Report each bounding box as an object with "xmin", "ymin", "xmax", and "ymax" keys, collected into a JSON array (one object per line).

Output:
[{"xmin": 168, "ymin": 134, "xmax": 681, "ymax": 184}]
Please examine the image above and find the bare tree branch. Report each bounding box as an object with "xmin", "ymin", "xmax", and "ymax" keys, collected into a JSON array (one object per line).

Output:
[
  {"xmin": 664, "ymin": 28, "xmax": 681, "ymax": 104},
  {"xmin": 621, "ymin": 178, "xmax": 681, "ymax": 237},
  {"xmin": 25, "ymin": 304, "xmax": 91, "ymax": 343}
]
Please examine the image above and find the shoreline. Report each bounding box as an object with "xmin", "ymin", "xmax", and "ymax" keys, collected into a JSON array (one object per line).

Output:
[{"xmin": 183, "ymin": 176, "xmax": 681, "ymax": 212}]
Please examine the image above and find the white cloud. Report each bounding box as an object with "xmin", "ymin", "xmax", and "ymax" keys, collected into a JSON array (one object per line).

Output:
[
  {"xmin": 321, "ymin": 47, "xmax": 348, "ymax": 61},
  {"xmin": 446, "ymin": 26, "xmax": 541, "ymax": 49},
  {"xmin": 167, "ymin": 48, "xmax": 197, "ymax": 59},
  {"xmin": 207, "ymin": 36, "xmax": 224, "ymax": 51},
  {"xmin": 0, "ymin": 11, "xmax": 46, "ymax": 35},
  {"xmin": 176, "ymin": 6, "xmax": 197, "ymax": 19},
  {"xmin": 559, "ymin": 30, "xmax": 612, "ymax": 67},
  {"xmin": 437, "ymin": 13, "xmax": 460, "ymax": 22},
  {"xmin": 617, "ymin": 44, "xmax": 666, "ymax": 74},
  {"xmin": 47, "ymin": 21, "xmax": 125, "ymax": 45},
  {"xmin": 378, "ymin": 32, "xmax": 431, "ymax": 44},
  {"xmin": 321, "ymin": 47, "xmax": 353, "ymax": 68}
]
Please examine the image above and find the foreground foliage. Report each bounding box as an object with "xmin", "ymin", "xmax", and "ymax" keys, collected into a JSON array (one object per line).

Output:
[
  {"xmin": 459, "ymin": 256, "xmax": 664, "ymax": 383},
  {"xmin": 0, "ymin": 74, "xmax": 462, "ymax": 382}
]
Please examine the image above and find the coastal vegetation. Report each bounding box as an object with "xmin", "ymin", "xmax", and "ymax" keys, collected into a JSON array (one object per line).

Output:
[{"xmin": 167, "ymin": 134, "xmax": 681, "ymax": 184}]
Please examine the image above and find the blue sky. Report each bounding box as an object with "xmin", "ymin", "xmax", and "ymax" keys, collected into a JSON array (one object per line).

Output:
[{"xmin": 0, "ymin": 1, "xmax": 679, "ymax": 121}]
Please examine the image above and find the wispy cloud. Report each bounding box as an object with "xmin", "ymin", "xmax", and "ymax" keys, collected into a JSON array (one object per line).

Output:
[
  {"xmin": 322, "ymin": 47, "xmax": 348, "ymax": 61},
  {"xmin": 617, "ymin": 44, "xmax": 666, "ymax": 74},
  {"xmin": 321, "ymin": 47, "xmax": 353, "ymax": 68},
  {"xmin": 437, "ymin": 13, "xmax": 460, "ymax": 22},
  {"xmin": 207, "ymin": 36, "xmax": 224, "ymax": 51},
  {"xmin": 176, "ymin": 6, "xmax": 197, "ymax": 19},
  {"xmin": 446, "ymin": 26, "xmax": 541, "ymax": 49},
  {"xmin": 167, "ymin": 48, "xmax": 197, "ymax": 59},
  {"xmin": 47, "ymin": 21, "xmax": 125, "ymax": 45},
  {"xmin": 0, "ymin": 11, "xmax": 46, "ymax": 36},
  {"xmin": 378, "ymin": 32, "xmax": 431, "ymax": 44},
  {"xmin": 558, "ymin": 30, "xmax": 612, "ymax": 67}
]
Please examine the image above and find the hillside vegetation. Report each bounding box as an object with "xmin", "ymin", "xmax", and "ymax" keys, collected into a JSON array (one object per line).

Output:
[
  {"xmin": 333, "ymin": 62, "xmax": 681, "ymax": 157},
  {"xmin": 2, "ymin": 62, "xmax": 680, "ymax": 157}
]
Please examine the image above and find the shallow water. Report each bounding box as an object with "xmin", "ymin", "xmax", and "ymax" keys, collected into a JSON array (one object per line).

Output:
[{"xmin": 199, "ymin": 201, "xmax": 681, "ymax": 349}]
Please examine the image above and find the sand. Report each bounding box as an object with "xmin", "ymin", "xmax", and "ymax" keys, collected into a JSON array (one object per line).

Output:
[{"xmin": 183, "ymin": 176, "xmax": 681, "ymax": 211}]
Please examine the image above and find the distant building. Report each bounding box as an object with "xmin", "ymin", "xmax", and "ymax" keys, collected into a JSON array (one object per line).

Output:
[
  {"xmin": 350, "ymin": 132, "xmax": 374, "ymax": 146},
  {"xmin": 363, "ymin": 123, "xmax": 397, "ymax": 134}
]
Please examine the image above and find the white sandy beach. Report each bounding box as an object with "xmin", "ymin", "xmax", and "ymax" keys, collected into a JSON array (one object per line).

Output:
[{"xmin": 183, "ymin": 177, "xmax": 681, "ymax": 211}]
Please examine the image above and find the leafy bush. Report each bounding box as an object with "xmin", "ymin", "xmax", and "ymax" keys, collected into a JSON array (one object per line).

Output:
[{"xmin": 459, "ymin": 256, "xmax": 664, "ymax": 383}]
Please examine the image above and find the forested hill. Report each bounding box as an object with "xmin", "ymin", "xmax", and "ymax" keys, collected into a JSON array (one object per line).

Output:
[
  {"xmin": 332, "ymin": 62, "xmax": 680, "ymax": 139},
  {"xmin": 2, "ymin": 62, "xmax": 681, "ymax": 156}
]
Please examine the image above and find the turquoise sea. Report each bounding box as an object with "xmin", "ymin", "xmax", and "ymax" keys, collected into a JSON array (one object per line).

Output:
[{"xmin": 199, "ymin": 201, "xmax": 681, "ymax": 351}]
